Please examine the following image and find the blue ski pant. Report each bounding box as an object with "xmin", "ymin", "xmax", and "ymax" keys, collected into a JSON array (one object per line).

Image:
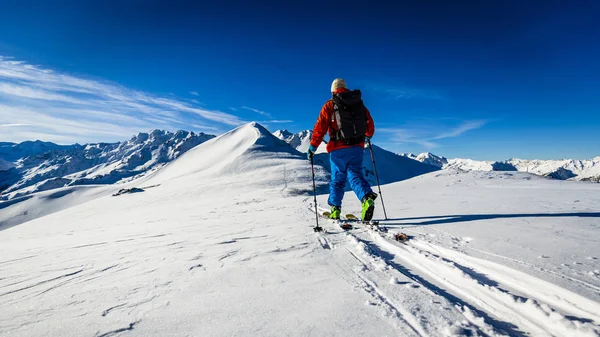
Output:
[{"xmin": 328, "ymin": 146, "xmax": 373, "ymax": 207}]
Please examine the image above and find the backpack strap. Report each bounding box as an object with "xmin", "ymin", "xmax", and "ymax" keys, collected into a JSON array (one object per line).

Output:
[{"xmin": 331, "ymin": 95, "xmax": 345, "ymax": 141}]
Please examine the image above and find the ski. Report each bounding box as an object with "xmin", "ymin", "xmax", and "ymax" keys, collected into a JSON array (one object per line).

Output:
[
  {"xmin": 343, "ymin": 213, "xmax": 387, "ymax": 232},
  {"xmin": 322, "ymin": 212, "xmax": 354, "ymax": 230},
  {"xmin": 346, "ymin": 213, "xmax": 409, "ymax": 240}
]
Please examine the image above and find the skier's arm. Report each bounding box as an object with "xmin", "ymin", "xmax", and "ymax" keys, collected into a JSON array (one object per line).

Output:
[
  {"xmin": 365, "ymin": 107, "xmax": 375, "ymax": 138},
  {"xmin": 310, "ymin": 101, "xmax": 332, "ymax": 148}
]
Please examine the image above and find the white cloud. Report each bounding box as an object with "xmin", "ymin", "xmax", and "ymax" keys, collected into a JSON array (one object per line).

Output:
[
  {"xmin": 0, "ymin": 123, "xmax": 31, "ymax": 127},
  {"xmin": 0, "ymin": 56, "xmax": 247, "ymax": 143},
  {"xmin": 379, "ymin": 120, "xmax": 487, "ymax": 150},
  {"xmin": 260, "ymin": 120, "xmax": 293, "ymax": 124},
  {"xmin": 433, "ymin": 120, "xmax": 487, "ymax": 140},
  {"xmin": 189, "ymin": 91, "xmax": 199, "ymax": 96},
  {"xmin": 241, "ymin": 106, "xmax": 273, "ymax": 119}
]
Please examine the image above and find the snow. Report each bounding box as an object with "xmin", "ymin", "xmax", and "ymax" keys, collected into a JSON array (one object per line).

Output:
[
  {"xmin": 0, "ymin": 130, "xmax": 214, "ymax": 199},
  {"xmin": 406, "ymin": 152, "xmax": 600, "ymax": 181},
  {"xmin": 273, "ymin": 129, "xmax": 326, "ymax": 154},
  {"xmin": 398, "ymin": 152, "xmax": 448, "ymax": 169},
  {"xmin": 1, "ymin": 123, "xmax": 599, "ymax": 336},
  {"xmin": 445, "ymin": 158, "xmax": 495, "ymax": 171}
]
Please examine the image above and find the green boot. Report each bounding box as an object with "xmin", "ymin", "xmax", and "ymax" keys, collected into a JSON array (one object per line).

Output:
[
  {"xmin": 361, "ymin": 193, "xmax": 377, "ymax": 222},
  {"xmin": 330, "ymin": 206, "xmax": 341, "ymax": 220}
]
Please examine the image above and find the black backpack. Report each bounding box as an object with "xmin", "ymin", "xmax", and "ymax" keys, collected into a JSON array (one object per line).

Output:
[{"xmin": 330, "ymin": 90, "xmax": 368, "ymax": 145}]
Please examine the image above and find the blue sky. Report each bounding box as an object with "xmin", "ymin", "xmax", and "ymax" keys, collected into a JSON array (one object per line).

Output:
[{"xmin": 0, "ymin": 0, "xmax": 599, "ymax": 160}]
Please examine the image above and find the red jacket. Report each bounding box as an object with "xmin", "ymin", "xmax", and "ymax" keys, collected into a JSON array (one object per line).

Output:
[{"xmin": 310, "ymin": 88, "xmax": 375, "ymax": 153}]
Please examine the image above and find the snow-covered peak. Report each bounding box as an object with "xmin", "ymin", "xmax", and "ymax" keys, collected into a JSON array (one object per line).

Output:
[
  {"xmin": 397, "ymin": 152, "xmax": 448, "ymax": 169},
  {"xmin": 146, "ymin": 122, "xmax": 308, "ymax": 186},
  {"xmin": 273, "ymin": 129, "xmax": 314, "ymax": 153},
  {"xmin": 273, "ymin": 129, "xmax": 293, "ymax": 140},
  {"xmin": 445, "ymin": 158, "xmax": 495, "ymax": 172},
  {"xmin": 415, "ymin": 152, "xmax": 448, "ymax": 168},
  {"xmin": 398, "ymin": 153, "xmax": 418, "ymax": 160}
]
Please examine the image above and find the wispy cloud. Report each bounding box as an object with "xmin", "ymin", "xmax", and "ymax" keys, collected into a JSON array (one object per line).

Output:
[
  {"xmin": 0, "ymin": 56, "xmax": 248, "ymax": 143},
  {"xmin": 189, "ymin": 91, "xmax": 199, "ymax": 96},
  {"xmin": 260, "ymin": 120, "xmax": 293, "ymax": 124},
  {"xmin": 384, "ymin": 88, "xmax": 444, "ymax": 100},
  {"xmin": 432, "ymin": 120, "xmax": 486, "ymax": 139},
  {"xmin": 0, "ymin": 123, "xmax": 31, "ymax": 127},
  {"xmin": 241, "ymin": 106, "xmax": 273, "ymax": 119},
  {"xmin": 379, "ymin": 119, "xmax": 488, "ymax": 149},
  {"xmin": 363, "ymin": 81, "xmax": 444, "ymax": 101}
]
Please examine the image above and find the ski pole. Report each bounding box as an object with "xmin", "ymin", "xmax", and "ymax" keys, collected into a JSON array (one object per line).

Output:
[
  {"xmin": 310, "ymin": 155, "xmax": 323, "ymax": 232},
  {"xmin": 367, "ymin": 139, "xmax": 388, "ymax": 220}
]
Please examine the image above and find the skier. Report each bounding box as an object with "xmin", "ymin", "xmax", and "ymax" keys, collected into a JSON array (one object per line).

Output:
[{"xmin": 307, "ymin": 78, "xmax": 378, "ymax": 221}]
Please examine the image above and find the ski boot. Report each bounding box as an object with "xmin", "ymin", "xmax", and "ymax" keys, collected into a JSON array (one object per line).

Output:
[
  {"xmin": 329, "ymin": 206, "xmax": 341, "ymax": 220},
  {"xmin": 361, "ymin": 192, "xmax": 378, "ymax": 222}
]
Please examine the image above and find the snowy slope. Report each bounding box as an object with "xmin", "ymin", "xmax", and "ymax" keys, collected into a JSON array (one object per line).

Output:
[
  {"xmin": 0, "ymin": 130, "xmax": 214, "ymax": 199},
  {"xmin": 1, "ymin": 123, "xmax": 599, "ymax": 337},
  {"xmin": 445, "ymin": 158, "xmax": 496, "ymax": 171}
]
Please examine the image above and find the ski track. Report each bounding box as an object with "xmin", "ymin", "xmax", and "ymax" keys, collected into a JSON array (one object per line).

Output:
[
  {"xmin": 311, "ymin": 204, "xmax": 501, "ymax": 336},
  {"xmin": 309, "ymin": 202, "xmax": 600, "ymax": 336},
  {"xmin": 355, "ymin": 226, "xmax": 599, "ymax": 336}
]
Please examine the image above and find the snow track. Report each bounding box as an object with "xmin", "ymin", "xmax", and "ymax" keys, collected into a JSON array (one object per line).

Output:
[{"xmin": 329, "ymin": 220, "xmax": 600, "ymax": 337}]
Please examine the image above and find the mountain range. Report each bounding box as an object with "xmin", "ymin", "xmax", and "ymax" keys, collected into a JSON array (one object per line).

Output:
[
  {"xmin": 1, "ymin": 126, "xmax": 598, "ymax": 201},
  {"xmin": 399, "ymin": 152, "xmax": 600, "ymax": 182},
  {"xmin": 0, "ymin": 130, "xmax": 214, "ymax": 200}
]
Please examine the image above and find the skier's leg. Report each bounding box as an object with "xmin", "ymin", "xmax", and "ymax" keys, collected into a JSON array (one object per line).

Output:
[
  {"xmin": 328, "ymin": 149, "xmax": 348, "ymax": 208},
  {"xmin": 347, "ymin": 146, "xmax": 374, "ymax": 202}
]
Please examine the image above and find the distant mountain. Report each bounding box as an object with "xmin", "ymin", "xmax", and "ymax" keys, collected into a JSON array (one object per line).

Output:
[
  {"xmin": 400, "ymin": 152, "xmax": 600, "ymax": 182},
  {"xmin": 273, "ymin": 129, "xmax": 313, "ymax": 153},
  {"xmin": 0, "ymin": 140, "xmax": 75, "ymax": 162},
  {"xmin": 399, "ymin": 152, "xmax": 448, "ymax": 168},
  {"xmin": 0, "ymin": 130, "xmax": 215, "ymax": 199}
]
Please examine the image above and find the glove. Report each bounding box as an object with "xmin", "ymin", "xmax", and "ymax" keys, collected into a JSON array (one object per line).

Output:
[{"xmin": 307, "ymin": 144, "xmax": 318, "ymax": 160}]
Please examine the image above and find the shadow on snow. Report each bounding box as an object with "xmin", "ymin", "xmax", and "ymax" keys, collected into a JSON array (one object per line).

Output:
[{"xmin": 379, "ymin": 212, "xmax": 600, "ymax": 227}]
